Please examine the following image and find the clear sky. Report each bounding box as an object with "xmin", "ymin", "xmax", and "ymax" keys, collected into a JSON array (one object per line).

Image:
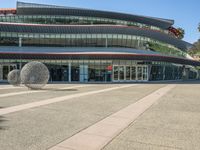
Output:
[{"xmin": 1, "ymin": 0, "xmax": 200, "ymax": 43}]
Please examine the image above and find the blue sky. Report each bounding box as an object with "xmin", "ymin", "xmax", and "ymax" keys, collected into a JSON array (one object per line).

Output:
[{"xmin": 1, "ymin": 0, "xmax": 200, "ymax": 43}]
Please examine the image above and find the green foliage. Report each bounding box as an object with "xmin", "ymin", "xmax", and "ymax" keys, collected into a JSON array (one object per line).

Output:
[
  {"xmin": 177, "ymin": 28, "xmax": 185, "ymax": 39},
  {"xmin": 189, "ymin": 23, "xmax": 200, "ymax": 55},
  {"xmin": 198, "ymin": 23, "xmax": 200, "ymax": 32},
  {"xmin": 189, "ymin": 39, "xmax": 200, "ymax": 55},
  {"xmin": 148, "ymin": 42, "xmax": 186, "ymax": 57}
]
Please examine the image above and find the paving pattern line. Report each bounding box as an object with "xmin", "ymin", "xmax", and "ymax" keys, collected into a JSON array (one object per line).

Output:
[
  {"xmin": 0, "ymin": 90, "xmax": 39, "ymax": 98},
  {"xmin": 0, "ymin": 84, "xmax": 135, "ymax": 115},
  {"xmin": 0, "ymin": 86, "xmax": 24, "ymax": 90},
  {"xmin": 49, "ymin": 84, "xmax": 176, "ymax": 150},
  {"xmin": 0, "ymin": 85, "xmax": 92, "ymax": 98}
]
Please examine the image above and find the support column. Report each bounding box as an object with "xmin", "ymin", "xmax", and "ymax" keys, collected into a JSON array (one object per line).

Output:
[
  {"xmin": 163, "ymin": 66, "xmax": 165, "ymax": 80},
  {"xmin": 68, "ymin": 62, "xmax": 71, "ymax": 82},
  {"xmin": 19, "ymin": 61, "xmax": 22, "ymax": 70},
  {"xmin": 19, "ymin": 37, "xmax": 22, "ymax": 70},
  {"xmin": 19, "ymin": 37, "xmax": 22, "ymax": 47},
  {"xmin": 147, "ymin": 65, "xmax": 151, "ymax": 81},
  {"xmin": 105, "ymin": 37, "xmax": 108, "ymax": 48},
  {"xmin": 182, "ymin": 66, "xmax": 187, "ymax": 80}
]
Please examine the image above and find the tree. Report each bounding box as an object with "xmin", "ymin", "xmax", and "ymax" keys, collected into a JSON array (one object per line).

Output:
[
  {"xmin": 198, "ymin": 23, "xmax": 200, "ymax": 32},
  {"xmin": 177, "ymin": 28, "xmax": 185, "ymax": 39},
  {"xmin": 189, "ymin": 39, "xmax": 200, "ymax": 55}
]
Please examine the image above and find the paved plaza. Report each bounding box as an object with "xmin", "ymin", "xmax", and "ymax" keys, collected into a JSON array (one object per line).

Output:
[{"xmin": 0, "ymin": 82, "xmax": 200, "ymax": 150}]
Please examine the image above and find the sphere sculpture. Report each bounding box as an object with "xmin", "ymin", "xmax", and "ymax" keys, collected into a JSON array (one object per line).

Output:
[
  {"xmin": 21, "ymin": 61, "xmax": 49, "ymax": 89},
  {"xmin": 7, "ymin": 69, "xmax": 21, "ymax": 86}
]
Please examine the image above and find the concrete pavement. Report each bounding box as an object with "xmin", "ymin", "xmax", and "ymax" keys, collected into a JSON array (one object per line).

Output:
[
  {"xmin": 103, "ymin": 83, "xmax": 200, "ymax": 150},
  {"xmin": 0, "ymin": 84, "xmax": 164, "ymax": 150},
  {"xmin": 0, "ymin": 83, "xmax": 200, "ymax": 150}
]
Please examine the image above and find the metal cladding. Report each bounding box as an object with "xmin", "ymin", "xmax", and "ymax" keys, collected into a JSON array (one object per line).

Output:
[
  {"xmin": 0, "ymin": 23, "xmax": 191, "ymax": 50},
  {"xmin": 0, "ymin": 1, "xmax": 198, "ymax": 68},
  {"xmin": 0, "ymin": 47, "xmax": 200, "ymax": 66},
  {"xmin": 16, "ymin": 2, "xmax": 173, "ymax": 29},
  {"xmin": 20, "ymin": 61, "xmax": 49, "ymax": 89},
  {"xmin": 7, "ymin": 69, "xmax": 21, "ymax": 86}
]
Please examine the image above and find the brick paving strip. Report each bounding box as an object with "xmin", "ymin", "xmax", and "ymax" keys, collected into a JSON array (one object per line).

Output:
[
  {"xmin": 49, "ymin": 84, "xmax": 176, "ymax": 150},
  {"xmin": 0, "ymin": 85, "xmax": 92, "ymax": 98},
  {"xmin": 0, "ymin": 84, "xmax": 135, "ymax": 115}
]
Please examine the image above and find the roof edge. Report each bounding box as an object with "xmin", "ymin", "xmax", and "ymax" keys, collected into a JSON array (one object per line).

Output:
[{"xmin": 16, "ymin": 1, "xmax": 174, "ymax": 25}]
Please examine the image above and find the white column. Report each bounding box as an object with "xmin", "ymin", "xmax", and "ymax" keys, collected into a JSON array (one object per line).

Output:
[
  {"xmin": 68, "ymin": 62, "xmax": 71, "ymax": 82},
  {"xmin": 105, "ymin": 37, "xmax": 108, "ymax": 48},
  {"xmin": 19, "ymin": 37, "xmax": 22, "ymax": 47},
  {"xmin": 19, "ymin": 62, "xmax": 22, "ymax": 70},
  {"xmin": 163, "ymin": 66, "xmax": 165, "ymax": 80}
]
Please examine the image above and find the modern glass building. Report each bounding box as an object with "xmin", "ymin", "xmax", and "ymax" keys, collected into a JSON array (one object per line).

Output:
[{"xmin": 0, "ymin": 1, "xmax": 200, "ymax": 83}]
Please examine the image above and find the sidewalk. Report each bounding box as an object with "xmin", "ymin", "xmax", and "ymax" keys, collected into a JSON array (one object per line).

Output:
[{"xmin": 103, "ymin": 84, "xmax": 200, "ymax": 150}]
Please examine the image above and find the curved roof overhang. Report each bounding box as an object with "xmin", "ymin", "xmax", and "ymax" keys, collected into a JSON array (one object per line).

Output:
[
  {"xmin": 1, "ymin": 53, "xmax": 199, "ymax": 66},
  {"xmin": 0, "ymin": 22, "xmax": 191, "ymax": 50},
  {"xmin": 16, "ymin": 2, "xmax": 173, "ymax": 29},
  {"xmin": 0, "ymin": 47, "xmax": 199, "ymax": 66}
]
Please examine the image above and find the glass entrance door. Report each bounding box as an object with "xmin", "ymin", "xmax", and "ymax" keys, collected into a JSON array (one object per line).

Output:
[
  {"xmin": 131, "ymin": 66, "xmax": 137, "ymax": 80},
  {"xmin": 113, "ymin": 66, "xmax": 119, "ymax": 81},
  {"xmin": 1, "ymin": 64, "xmax": 17, "ymax": 81},
  {"xmin": 49, "ymin": 65, "xmax": 68, "ymax": 82},
  {"xmin": 3, "ymin": 66, "xmax": 9, "ymax": 80},
  {"xmin": 113, "ymin": 65, "xmax": 148, "ymax": 82},
  {"xmin": 71, "ymin": 65, "xmax": 80, "ymax": 82},
  {"xmin": 137, "ymin": 66, "xmax": 143, "ymax": 81},
  {"xmin": 143, "ymin": 66, "xmax": 148, "ymax": 81},
  {"xmin": 80, "ymin": 65, "xmax": 88, "ymax": 82},
  {"xmin": 119, "ymin": 66, "xmax": 125, "ymax": 81},
  {"xmin": 126, "ymin": 66, "xmax": 131, "ymax": 81}
]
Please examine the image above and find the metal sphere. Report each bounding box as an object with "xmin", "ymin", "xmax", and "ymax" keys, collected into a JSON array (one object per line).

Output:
[
  {"xmin": 7, "ymin": 69, "xmax": 21, "ymax": 86},
  {"xmin": 21, "ymin": 61, "xmax": 49, "ymax": 89}
]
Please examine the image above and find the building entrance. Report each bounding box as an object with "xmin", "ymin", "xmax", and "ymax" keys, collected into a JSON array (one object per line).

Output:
[
  {"xmin": 80, "ymin": 65, "xmax": 88, "ymax": 82},
  {"xmin": 113, "ymin": 65, "xmax": 148, "ymax": 82},
  {"xmin": 71, "ymin": 65, "xmax": 80, "ymax": 82},
  {"xmin": 0, "ymin": 64, "xmax": 17, "ymax": 81},
  {"xmin": 48, "ymin": 64, "xmax": 68, "ymax": 82}
]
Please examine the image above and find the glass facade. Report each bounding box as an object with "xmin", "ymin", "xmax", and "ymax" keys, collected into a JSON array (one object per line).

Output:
[
  {"xmin": 113, "ymin": 65, "xmax": 148, "ymax": 82},
  {"xmin": 0, "ymin": 59, "xmax": 198, "ymax": 82},
  {"xmin": 0, "ymin": 2, "xmax": 199, "ymax": 83},
  {"xmin": 0, "ymin": 15, "xmax": 168, "ymax": 33},
  {"xmin": 149, "ymin": 65, "xmax": 183, "ymax": 81},
  {"xmin": 0, "ymin": 32, "xmax": 186, "ymax": 58}
]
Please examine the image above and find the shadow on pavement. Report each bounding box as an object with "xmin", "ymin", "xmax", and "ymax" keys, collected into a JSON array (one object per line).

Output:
[
  {"xmin": 141, "ymin": 80, "xmax": 200, "ymax": 85},
  {"xmin": 41, "ymin": 88, "xmax": 78, "ymax": 92},
  {"xmin": 1, "ymin": 80, "xmax": 200, "ymax": 85}
]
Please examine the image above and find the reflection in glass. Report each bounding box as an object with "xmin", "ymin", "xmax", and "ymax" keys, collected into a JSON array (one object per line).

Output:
[
  {"xmin": 119, "ymin": 66, "xmax": 124, "ymax": 80},
  {"xmin": 126, "ymin": 66, "xmax": 130, "ymax": 80},
  {"xmin": 131, "ymin": 66, "xmax": 136, "ymax": 80},
  {"xmin": 114, "ymin": 66, "xmax": 119, "ymax": 81},
  {"xmin": 3, "ymin": 66, "xmax": 9, "ymax": 80},
  {"xmin": 137, "ymin": 66, "xmax": 142, "ymax": 80},
  {"xmin": 143, "ymin": 66, "xmax": 148, "ymax": 81}
]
